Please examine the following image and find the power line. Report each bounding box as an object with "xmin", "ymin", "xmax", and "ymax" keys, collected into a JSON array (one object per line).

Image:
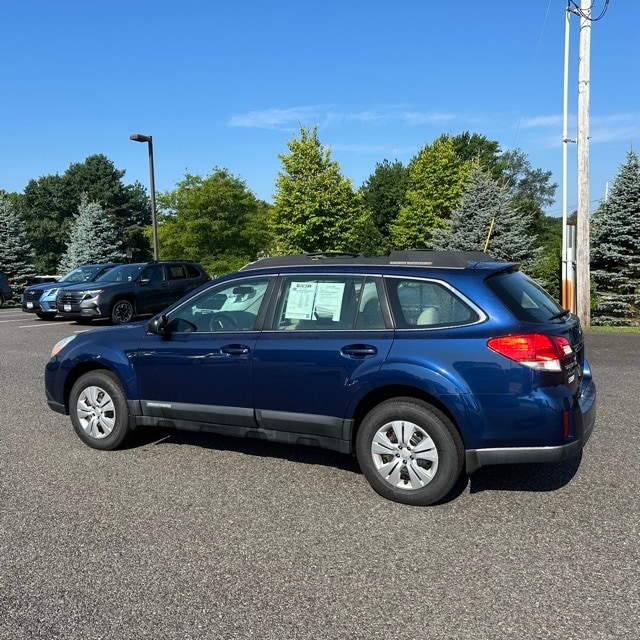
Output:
[{"xmin": 568, "ymin": 0, "xmax": 610, "ymax": 21}]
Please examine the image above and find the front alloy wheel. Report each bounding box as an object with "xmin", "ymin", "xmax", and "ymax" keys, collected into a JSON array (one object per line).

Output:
[
  {"xmin": 69, "ymin": 371, "xmax": 130, "ymax": 449},
  {"xmin": 110, "ymin": 299, "xmax": 134, "ymax": 324},
  {"xmin": 356, "ymin": 398, "xmax": 464, "ymax": 506}
]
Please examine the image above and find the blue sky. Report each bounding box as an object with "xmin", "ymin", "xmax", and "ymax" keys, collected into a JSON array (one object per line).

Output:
[{"xmin": 1, "ymin": 0, "xmax": 638, "ymax": 216}]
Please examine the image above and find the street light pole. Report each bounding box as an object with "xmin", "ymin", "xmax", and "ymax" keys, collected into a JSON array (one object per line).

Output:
[{"xmin": 130, "ymin": 133, "xmax": 159, "ymax": 261}]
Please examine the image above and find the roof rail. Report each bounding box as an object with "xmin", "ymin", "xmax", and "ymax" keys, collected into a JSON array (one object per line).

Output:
[
  {"xmin": 388, "ymin": 250, "xmax": 494, "ymax": 268},
  {"xmin": 240, "ymin": 250, "xmax": 499, "ymax": 271}
]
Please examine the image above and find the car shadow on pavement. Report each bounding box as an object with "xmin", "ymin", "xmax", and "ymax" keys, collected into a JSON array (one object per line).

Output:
[
  {"xmin": 123, "ymin": 425, "xmax": 362, "ymax": 474},
  {"xmin": 468, "ymin": 452, "xmax": 583, "ymax": 494},
  {"xmin": 124, "ymin": 426, "xmax": 584, "ymax": 500}
]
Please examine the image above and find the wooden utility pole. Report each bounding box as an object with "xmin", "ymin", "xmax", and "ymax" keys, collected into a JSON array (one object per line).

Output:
[{"xmin": 576, "ymin": 0, "xmax": 591, "ymax": 325}]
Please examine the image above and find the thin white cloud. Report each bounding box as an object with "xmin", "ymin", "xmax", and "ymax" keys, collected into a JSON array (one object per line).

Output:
[
  {"xmin": 403, "ymin": 111, "xmax": 457, "ymax": 125},
  {"xmin": 229, "ymin": 106, "xmax": 459, "ymax": 130},
  {"xmin": 590, "ymin": 113, "xmax": 640, "ymax": 143},
  {"xmin": 519, "ymin": 114, "xmax": 563, "ymax": 129},
  {"xmin": 229, "ymin": 106, "xmax": 325, "ymax": 128}
]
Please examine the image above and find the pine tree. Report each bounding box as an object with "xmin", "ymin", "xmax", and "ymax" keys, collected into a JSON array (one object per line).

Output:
[
  {"xmin": 58, "ymin": 194, "xmax": 126, "ymax": 273},
  {"xmin": 432, "ymin": 169, "xmax": 539, "ymax": 266},
  {"xmin": 591, "ymin": 150, "xmax": 640, "ymax": 325},
  {"xmin": 0, "ymin": 193, "xmax": 37, "ymax": 290},
  {"xmin": 271, "ymin": 126, "xmax": 382, "ymax": 255}
]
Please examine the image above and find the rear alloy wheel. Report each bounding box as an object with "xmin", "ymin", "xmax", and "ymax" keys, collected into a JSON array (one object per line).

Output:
[
  {"xmin": 110, "ymin": 299, "xmax": 134, "ymax": 324},
  {"xmin": 69, "ymin": 370, "xmax": 130, "ymax": 450},
  {"xmin": 356, "ymin": 398, "xmax": 464, "ymax": 506}
]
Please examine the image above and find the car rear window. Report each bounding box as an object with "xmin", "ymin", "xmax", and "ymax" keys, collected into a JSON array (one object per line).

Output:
[{"xmin": 486, "ymin": 269, "xmax": 564, "ymax": 323}]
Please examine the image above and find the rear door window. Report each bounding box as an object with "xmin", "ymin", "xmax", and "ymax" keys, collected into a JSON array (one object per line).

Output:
[
  {"xmin": 386, "ymin": 277, "xmax": 480, "ymax": 328},
  {"xmin": 274, "ymin": 276, "xmax": 366, "ymax": 330}
]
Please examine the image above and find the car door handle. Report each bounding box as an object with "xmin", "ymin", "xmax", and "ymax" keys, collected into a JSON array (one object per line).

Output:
[
  {"xmin": 341, "ymin": 344, "xmax": 378, "ymax": 358},
  {"xmin": 221, "ymin": 344, "xmax": 250, "ymax": 356}
]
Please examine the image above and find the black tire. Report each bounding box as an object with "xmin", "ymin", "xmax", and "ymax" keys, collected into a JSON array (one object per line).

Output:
[
  {"xmin": 110, "ymin": 299, "xmax": 134, "ymax": 324},
  {"xmin": 36, "ymin": 312, "xmax": 57, "ymax": 320},
  {"xmin": 356, "ymin": 398, "xmax": 464, "ymax": 506},
  {"xmin": 69, "ymin": 370, "xmax": 131, "ymax": 450}
]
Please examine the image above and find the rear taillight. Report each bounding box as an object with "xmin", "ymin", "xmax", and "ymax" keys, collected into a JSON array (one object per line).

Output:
[{"xmin": 487, "ymin": 333, "xmax": 572, "ymax": 372}]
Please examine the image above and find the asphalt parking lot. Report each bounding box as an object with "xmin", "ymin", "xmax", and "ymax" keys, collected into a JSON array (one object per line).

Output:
[{"xmin": 1, "ymin": 306, "xmax": 638, "ymax": 640}]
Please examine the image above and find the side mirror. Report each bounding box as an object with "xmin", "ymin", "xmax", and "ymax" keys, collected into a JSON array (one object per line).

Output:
[{"xmin": 148, "ymin": 314, "xmax": 170, "ymax": 336}]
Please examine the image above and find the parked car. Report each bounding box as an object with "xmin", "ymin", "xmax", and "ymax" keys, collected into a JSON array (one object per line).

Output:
[
  {"xmin": 22, "ymin": 264, "xmax": 120, "ymax": 320},
  {"xmin": 0, "ymin": 269, "xmax": 13, "ymax": 306},
  {"xmin": 55, "ymin": 260, "xmax": 210, "ymax": 324},
  {"xmin": 45, "ymin": 251, "xmax": 596, "ymax": 506}
]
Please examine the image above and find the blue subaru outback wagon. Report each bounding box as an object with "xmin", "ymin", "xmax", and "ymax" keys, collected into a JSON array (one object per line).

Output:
[{"xmin": 45, "ymin": 251, "xmax": 596, "ymax": 505}]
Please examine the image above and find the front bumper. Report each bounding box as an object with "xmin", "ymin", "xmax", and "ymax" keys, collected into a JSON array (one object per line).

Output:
[{"xmin": 57, "ymin": 299, "xmax": 105, "ymax": 320}]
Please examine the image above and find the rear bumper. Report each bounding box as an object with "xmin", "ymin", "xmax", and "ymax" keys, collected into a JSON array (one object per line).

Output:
[{"xmin": 466, "ymin": 377, "xmax": 596, "ymax": 474}]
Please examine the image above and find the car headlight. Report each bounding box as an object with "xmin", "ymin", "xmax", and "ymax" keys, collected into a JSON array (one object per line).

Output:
[
  {"xmin": 82, "ymin": 289, "xmax": 104, "ymax": 299},
  {"xmin": 51, "ymin": 335, "xmax": 76, "ymax": 358},
  {"xmin": 44, "ymin": 287, "xmax": 59, "ymax": 297}
]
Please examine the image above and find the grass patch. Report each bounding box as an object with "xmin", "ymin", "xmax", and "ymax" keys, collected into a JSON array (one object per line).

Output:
[{"xmin": 585, "ymin": 325, "xmax": 640, "ymax": 333}]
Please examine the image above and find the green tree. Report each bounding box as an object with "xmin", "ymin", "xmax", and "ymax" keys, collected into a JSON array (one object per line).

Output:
[
  {"xmin": 501, "ymin": 149, "xmax": 557, "ymax": 237},
  {"xmin": 391, "ymin": 136, "xmax": 473, "ymax": 249},
  {"xmin": 19, "ymin": 154, "xmax": 151, "ymax": 273},
  {"xmin": 58, "ymin": 194, "xmax": 126, "ymax": 273},
  {"xmin": 360, "ymin": 160, "xmax": 409, "ymax": 251},
  {"xmin": 432, "ymin": 168, "xmax": 539, "ymax": 266},
  {"xmin": 449, "ymin": 132, "xmax": 505, "ymax": 180},
  {"xmin": 157, "ymin": 168, "xmax": 270, "ymax": 275},
  {"xmin": 526, "ymin": 216, "xmax": 562, "ymax": 301},
  {"xmin": 591, "ymin": 150, "xmax": 640, "ymax": 325},
  {"xmin": 272, "ymin": 126, "xmax": 381, "ymax": 255},
  {"xmin": 0, "ymin": 193, "xmax": 37, "ymax": 290}
]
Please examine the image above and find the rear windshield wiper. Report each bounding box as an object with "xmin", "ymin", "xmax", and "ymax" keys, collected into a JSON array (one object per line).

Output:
[{"xmin": 547, "ymin": 308, "xmax": 571, "ymax": 321}]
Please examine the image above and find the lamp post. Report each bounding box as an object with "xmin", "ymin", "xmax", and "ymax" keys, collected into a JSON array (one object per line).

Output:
[{"xmin": 130, "ymin": 133, "xmax": 159, "ymax": 260}]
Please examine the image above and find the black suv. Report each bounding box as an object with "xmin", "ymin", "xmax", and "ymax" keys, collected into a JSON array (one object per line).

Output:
[
  {"xmin": 55, "ymin": 260, "xmax": 210, "ymax": 324},
  {"xmin": 0, "ymin": 269, "xmax": 13, "ymax": 306}
]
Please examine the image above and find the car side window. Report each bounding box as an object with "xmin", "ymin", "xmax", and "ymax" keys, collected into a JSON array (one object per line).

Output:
[
  {"xmin": 275, "ymin": 276, "xmax": 364, "ymax": 330},
  {"xmin": 141, "ymin": 265, "xmax": 164, "ymax": 283},
  {"xmin": 167, "ymin": 278, "xmax": 270, "ymax": 333},
  {"xmin": 355, "ymin": 278, "xmax": 386, "ymax": 329},
  {"xmin": 168, "ymin": 265, "xmax": 186, "ymax": 280},
  {"xmin": 184, "ymin": 264, "xmax": 201, "ymax": 279},
  {"xmin": 386, "ymin": 278, "xmax": 478, "ymax": 328}
]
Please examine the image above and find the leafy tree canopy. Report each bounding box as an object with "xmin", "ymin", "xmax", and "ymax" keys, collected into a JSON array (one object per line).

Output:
[
  {"xmin": 157, "ymin": 168, "xmax": 271, "ymax": 275},
  {"xmin": 18, "ymin": 154, "xmax": 151, "ymax": 273},
  {"xmin": 360, "ymin": 160, "xmax": 408, "ymax": 252},
  {"xmin": 391, "ymin": 136, "xmax": 474, "ymax": 249},
  {"xmin": 272, "ymin": 126, "xmax": 382, "ymax": 255}
]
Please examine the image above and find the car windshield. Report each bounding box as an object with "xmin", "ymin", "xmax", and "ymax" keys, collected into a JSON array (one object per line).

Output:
[
  {"xmin": 58, "ymin": 266, "xmax": 104, "ymax": 283},
  {"xmin": 95, "ymin": 264, "xmax": 144, "ymax": 283},
  {"xmin": 486, "ymin": 269, "xmax": 565, "ymax": 323}
]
